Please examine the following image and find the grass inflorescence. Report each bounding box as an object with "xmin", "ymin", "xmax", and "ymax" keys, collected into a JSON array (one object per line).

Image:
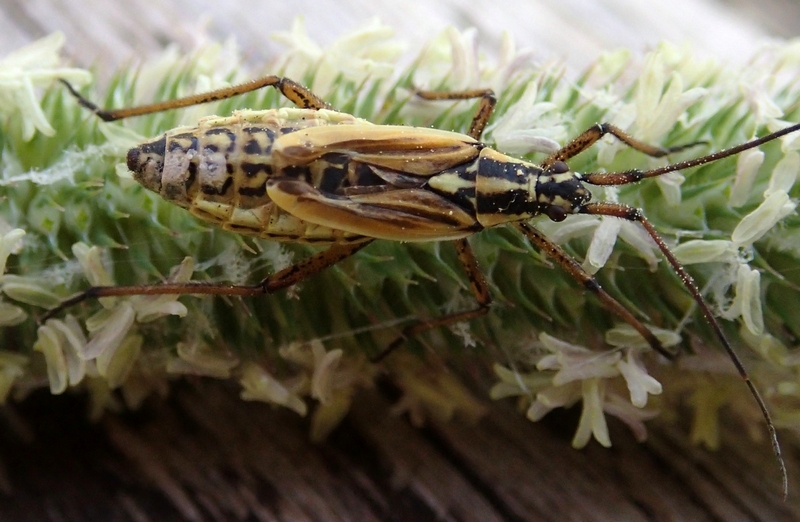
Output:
[{"xmin": 1, "ymin": 23, "xmax": 799, "ymax": 451}]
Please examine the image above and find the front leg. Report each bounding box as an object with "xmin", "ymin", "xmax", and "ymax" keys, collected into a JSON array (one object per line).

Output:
[
  {"xmin": 514, "ymin": 221, "xmax": 675, "ymax": 360},
  {"xmin": 541, "ymin": 123, "xmax": 705, "ymax": 170}
]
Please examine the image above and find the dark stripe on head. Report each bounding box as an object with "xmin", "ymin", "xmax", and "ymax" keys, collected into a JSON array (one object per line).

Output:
[{"xmin": 537, "ymin": 176, "xmax": 589, "ymax": 208}]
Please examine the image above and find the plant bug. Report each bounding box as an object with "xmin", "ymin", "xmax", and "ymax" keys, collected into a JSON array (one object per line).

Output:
[{"xmin": 53, "ymin": 75, "xmax": 799, "ymax": 495}]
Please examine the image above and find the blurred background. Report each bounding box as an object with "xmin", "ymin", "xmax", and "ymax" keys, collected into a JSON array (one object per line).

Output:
[{"xmin": 2, "ymin": 0, "xmax": 799, "ymax": 73}]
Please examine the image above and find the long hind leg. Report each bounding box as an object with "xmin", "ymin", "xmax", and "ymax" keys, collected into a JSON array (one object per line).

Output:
[
  {"xmin": 60, "ymin": 75, "xmax": 332, "ymax": 122},
  {"xmin": 42, "ymin": 240, "xmax": 372, "ymax": 322}
]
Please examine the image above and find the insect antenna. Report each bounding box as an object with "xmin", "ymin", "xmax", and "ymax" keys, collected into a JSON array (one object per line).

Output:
[
  {"xmin": 582, "ymin": 121, "xmax": 800, "ymax": 186},
  {"xmin": 582, "ymin": 201, "xmax": 787, "ymax": 497},
  {"xmin": 576, "ymin": 123, "xmax": 800, "ymax": 498}
]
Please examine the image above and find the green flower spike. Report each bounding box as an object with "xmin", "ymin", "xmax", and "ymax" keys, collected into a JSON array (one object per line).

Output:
[{"xmin": 0, "ymin": 24, "xmax": 798, "ymax": 467}]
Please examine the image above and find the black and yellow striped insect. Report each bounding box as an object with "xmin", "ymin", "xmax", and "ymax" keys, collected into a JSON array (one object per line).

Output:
[{"xmin": 53, "ymin": 75, "xmax": 800, "ymax": 492}]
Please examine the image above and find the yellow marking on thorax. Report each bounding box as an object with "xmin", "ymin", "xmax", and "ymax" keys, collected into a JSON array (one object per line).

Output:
[
  {"xmin": 427, "ymin": 172, "xmax": 475, "ymax": 194},
  {"xmin": 477, "ymin": 176, "xmax": 528, "ymax": 197}
]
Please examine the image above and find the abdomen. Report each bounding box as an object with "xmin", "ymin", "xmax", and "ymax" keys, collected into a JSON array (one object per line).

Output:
[{"xmin": 150, "ymin": 108, "xmax": 372, "ymax": 243}]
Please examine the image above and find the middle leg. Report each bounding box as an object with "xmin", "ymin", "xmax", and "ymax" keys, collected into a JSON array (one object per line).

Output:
[
  {"xmin": 541, "ymin": 123, "xmax": 706, "ymax": 170},
  {"xmin": 372, "ymin": 238, "xmax": 493, "ymax": 362},
  {"xmin": 414, "ymin": 88, "xmax": 497, "ymax": 140}
]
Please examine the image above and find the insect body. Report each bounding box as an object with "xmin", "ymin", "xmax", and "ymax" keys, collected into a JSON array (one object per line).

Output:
[
  {"xmin": 128, "ymin": 106, "xmax": 588, "ymax": 244},
  {"xmin": 56, "ymin": 76, "xmax": 800, "ymax": 493}
]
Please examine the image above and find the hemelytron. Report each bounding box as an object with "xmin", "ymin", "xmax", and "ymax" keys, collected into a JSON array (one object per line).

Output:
[{"xmin": 53, "ymin": 75, "xmax": 800, "ymax": 493}]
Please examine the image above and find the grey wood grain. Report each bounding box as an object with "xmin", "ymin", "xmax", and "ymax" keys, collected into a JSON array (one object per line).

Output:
[{"xmin": 2, "ymin": 381, "xmax": 798, "ymax": 520}]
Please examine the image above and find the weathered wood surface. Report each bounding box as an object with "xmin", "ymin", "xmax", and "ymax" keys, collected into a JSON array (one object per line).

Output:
[
  {"xmin": 1, "ymin": 381, "xmax": 798, "ymax": 521},
  {"xmin": 2, "ymin": 1, "xmax": 800, "ymax": 520}
]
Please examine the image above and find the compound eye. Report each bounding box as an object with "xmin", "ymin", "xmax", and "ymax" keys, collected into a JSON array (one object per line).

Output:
[
  {"xmin": 549, "ymin": 161, "xmax": 569, "ymax": 174},
  {"xmin": 546, "ymin": 205, "xmax": 567, "ymax": 222}
]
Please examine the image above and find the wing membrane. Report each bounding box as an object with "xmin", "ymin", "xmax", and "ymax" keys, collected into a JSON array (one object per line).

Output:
[{"xmin": 267, "ymin": 179, "xmax": 480, "ymax": 241}]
